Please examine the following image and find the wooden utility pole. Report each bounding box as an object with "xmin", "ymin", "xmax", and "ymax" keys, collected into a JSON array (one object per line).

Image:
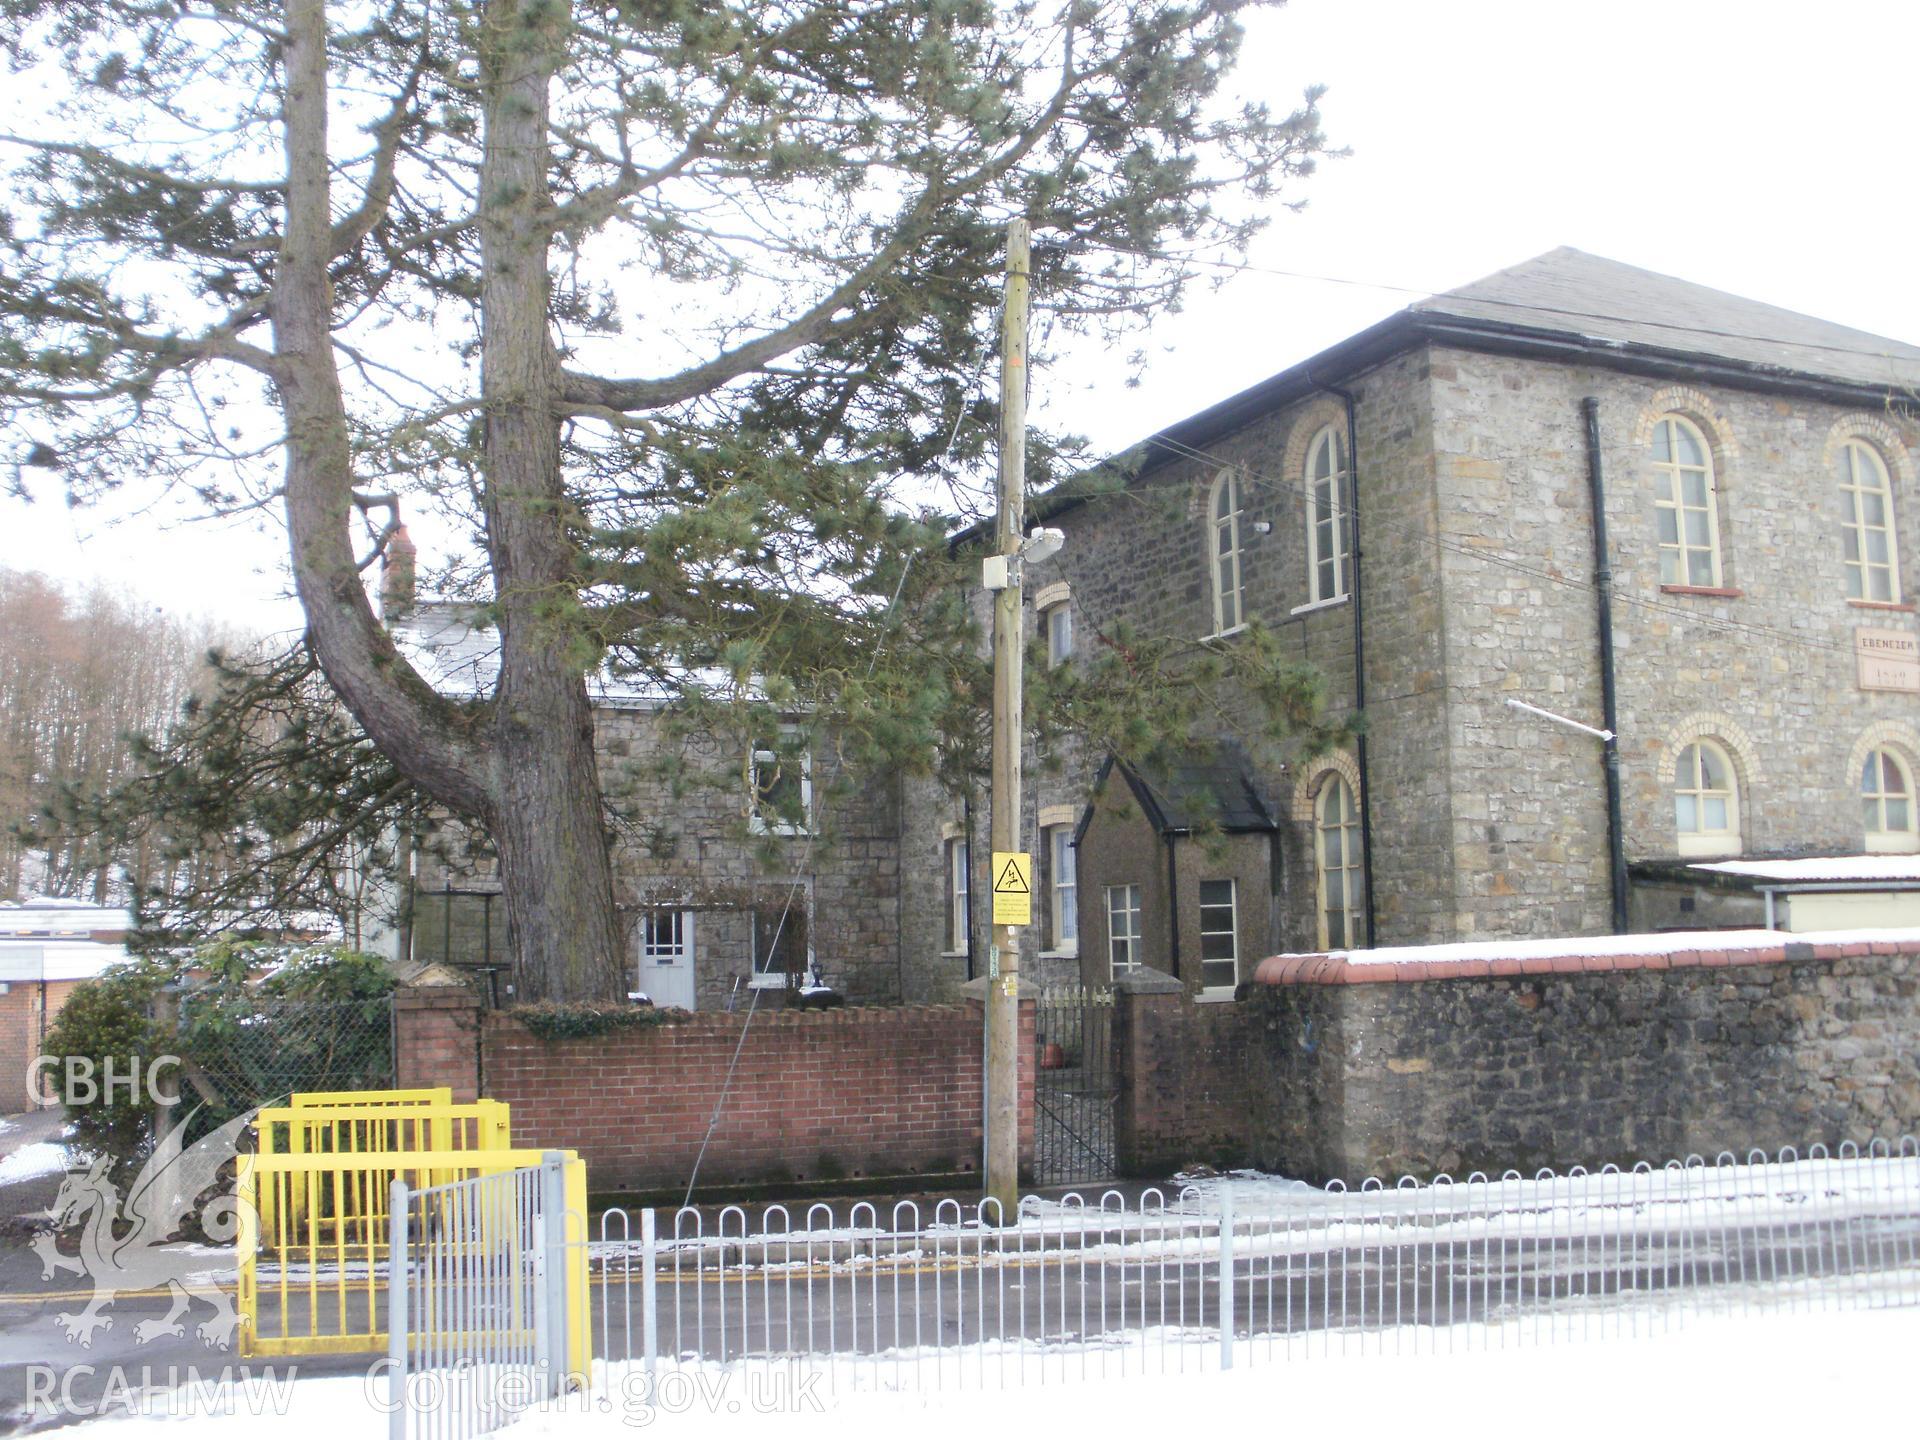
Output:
[{"xmin": 984, "ymin": 219, "xmax": 1031, "ymax": 1214}]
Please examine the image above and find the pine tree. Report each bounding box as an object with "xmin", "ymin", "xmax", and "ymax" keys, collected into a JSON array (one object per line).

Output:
[{"xmin": 0, "ymin": 0, "xmax": 1331, "ymax": 999}]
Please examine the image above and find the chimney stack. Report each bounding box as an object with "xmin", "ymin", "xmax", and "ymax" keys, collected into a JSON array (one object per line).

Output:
[{"xmin": 380, "ymin": 524, "xmax": 417, "ymax": 623}]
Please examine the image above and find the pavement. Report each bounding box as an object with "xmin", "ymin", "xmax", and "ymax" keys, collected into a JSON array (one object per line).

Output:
[
  {"xmin": 0, "ymin": 1109, "xmax": 383, "ymax": 1435},
  {"xmin": 0, "ymin": 1114, "xmax": 1913, "ymax": 1433}
]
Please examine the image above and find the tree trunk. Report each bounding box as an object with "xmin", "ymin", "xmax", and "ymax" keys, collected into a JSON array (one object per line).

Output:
[
  {"xmin": 275, "ymin": 0, "xmax": 625, "ymax": 1001},
  {"xmin": 477, "ymin": 0, "xmax": 625, "ymax": 1003}
]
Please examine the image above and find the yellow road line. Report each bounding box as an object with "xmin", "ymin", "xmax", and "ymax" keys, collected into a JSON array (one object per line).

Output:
[{"xmin": 0, "ymin": 1250, "xmax": 1132, "ymax": 1306}]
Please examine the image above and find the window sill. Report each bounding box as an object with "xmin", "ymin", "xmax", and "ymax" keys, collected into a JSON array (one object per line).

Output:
[
  {"xmin": 940, "ymin": 949, "xmax": 968, "ymax": 960},
  {"xmin": 747, "ymin": 974, "xmax": 791, "ymax": 989},
  {"xmin": 1038, "ymin": 947, "xmax": 1080, "ymax": 961},
  {"xmin": 1659, "ymin": 584, "xmax": 1743, "ymax": 599},
  {"xmin": 1847, "ymin": 598, "xmax": 1916, "ymax": 613},
  {"xmin": 1864, "ymin": 836, "xmax": 1920, "ymax": 855},
  {"xmin": 748, "ymin": 821, "xmax": 812, "ymax": 838},
  {"xmin": 1195, "ymin": 988, "xmax": 1238, "ymax": 1004},
  {"xmin": 1201, "ymin": 623, "xmax": 1249, "ymax": 642},
  {"xmin": 1290, "ymin": 594, "xmax": 1349, "ymax": 617},
  {"xmin": 1675, "ymin": 837, "xmax": 1741, "ymax": 859}
]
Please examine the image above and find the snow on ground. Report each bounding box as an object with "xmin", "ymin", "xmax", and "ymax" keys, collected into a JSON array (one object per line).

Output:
[
  {"xmin": 0, "ymin": 1140, "xmax": 70, "ymax": 1185},
  {"xmin": 54, "ymin": 1294, "xmax": 1920, "ymax": 1440}
]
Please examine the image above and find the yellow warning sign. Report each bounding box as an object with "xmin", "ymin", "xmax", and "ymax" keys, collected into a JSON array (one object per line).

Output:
[{"xmin": 991, "ymin": 850, "xmax": 1032, "ymax": 927}]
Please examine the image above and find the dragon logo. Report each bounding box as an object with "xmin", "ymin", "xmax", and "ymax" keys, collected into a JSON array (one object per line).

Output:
[{"xmin": 30, "ymin": 1108, "xmax": 257, "ymax": 1350}]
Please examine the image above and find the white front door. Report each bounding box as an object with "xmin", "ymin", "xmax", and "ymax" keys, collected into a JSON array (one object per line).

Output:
[{"xmin": 637, "ymin": 908, "xmax": 697, "ymax": 1010}]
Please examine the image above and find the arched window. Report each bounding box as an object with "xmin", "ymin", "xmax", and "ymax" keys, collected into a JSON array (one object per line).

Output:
[
  {"xmin": 1651, "ymin": 416, "xmax": 1723, "ymax": 587},
  {"xmin": 1673, "ymin": 739, "xmax": 1740, "ymax": 856},
  {"xmin": 1306, "ymin": 425, "xmax": 1348, "ymax": 603},
  {"xmin": 1314, "ymin": 774, "xmax": 1364, "ymax": 950},
  {"xmin": 1862, "ymin": 748, "xmax": 1917, "ymax": 853},
  {"xmin": 1209, "ymin": 470, "xmax": 1244, "ymax": 634},
  {"xmin": 1839, "ymin": 440, "xmax": 1901, "ymax": 603}
]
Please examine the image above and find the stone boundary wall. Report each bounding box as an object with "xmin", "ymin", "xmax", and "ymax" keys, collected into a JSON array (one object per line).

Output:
[
  {"xmin": 1251, "ymin": 934, "xmax": 1909, "ymax": 986},
  {"xmin": 394, "ymin": 987, "xmax": 1034, "ymax": 1197},
  {"xmin": 1114, "ymin": 936, "xmax": 1920, "ymax": 1185}
]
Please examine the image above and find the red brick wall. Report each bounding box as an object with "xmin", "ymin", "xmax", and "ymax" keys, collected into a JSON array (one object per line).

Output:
[
  {"xmin": 1112, "ymin": 988, "xmax": 1264, "ymax": 1176},
  {"xmin": 473, "ymin": 1000, "xmax": 1034, "ymax": 1196},
  {"xmin": 0, "ymin": 979, "xmax": 83, "ymax": 1114},
  {"xmin": 392, "ymin": 986, "xmax": 482, "ymax": 1102}
]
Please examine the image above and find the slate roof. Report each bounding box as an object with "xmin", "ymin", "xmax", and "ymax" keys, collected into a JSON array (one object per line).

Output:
[
  {"xmin": 1080, "ymin": 740, "xmax": 1277, "ymax": 840},
  {"xmin": 973, "ymin": 246, "xmax": 1920, "ymax": 544},
  {"xmin": 1414, "ymin": 247, "xmax": 1920, "ymax": 396}
]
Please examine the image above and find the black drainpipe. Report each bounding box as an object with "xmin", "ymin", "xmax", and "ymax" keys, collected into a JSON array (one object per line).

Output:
[
  {"xmin": 963, "ymin": 793, "xmax": 977, "ymax": 980},
  {"xmin": 1165, "ymin": 832, "xmax": 1182, "ymax": 980},
  {"xmin": 1581, "ymin": 397, "xmax": 1630, "ymax": 933},
  {"xmin": 1312, "ymin": 376, "xmax": 1377, "ymax": 946}
]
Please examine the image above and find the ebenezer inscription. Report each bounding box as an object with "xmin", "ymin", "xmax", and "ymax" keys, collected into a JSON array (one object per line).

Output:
[{"xmin": 1857, "ymin": 627, "xmax": 1920, "ymax": 693}]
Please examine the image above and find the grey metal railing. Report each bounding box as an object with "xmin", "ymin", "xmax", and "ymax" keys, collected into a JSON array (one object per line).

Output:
[
  {"xmin": 592, "ymin": 1138, "xmax": 1920, "ymax": 1389},
  {"xmin": 386, "ymin": 1153, "xmax": 574, "ymax": 1440},
  {"xmin": 386, "ymin": 1138, "xmax": 1920, "ymax": 1433}
]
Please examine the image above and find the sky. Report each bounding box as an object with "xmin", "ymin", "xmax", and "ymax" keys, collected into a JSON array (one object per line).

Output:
[{"xmin": 6, "ymin": 0, "xmax": 1919, "ymax": 634}]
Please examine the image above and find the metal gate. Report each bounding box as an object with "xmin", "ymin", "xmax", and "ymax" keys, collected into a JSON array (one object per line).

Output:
[{"xmin": 1031, "ymin": 984, "xmax": 1117, "ymax": 1187}]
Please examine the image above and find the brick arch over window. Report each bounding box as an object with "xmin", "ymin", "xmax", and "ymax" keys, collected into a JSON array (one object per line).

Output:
[
  {"xmin": 1291, "ymin": 750, "xmax": 1362, "ymax": 822},
  {"xmin": 1279, "ymin": 396, "xmax": 1351, "ymax": 486},
  {"xmin": 1846, "ymin": 721, "xmax": 1920, "ymax": 790},
  {"xmin": 1658, "ymin": 711, "xmax": 1762, "ymax": 787},
  {"xmin": 1822, "ymin": 414, "xmax": 1913, "ymax": 488},
  {"xmin": 1632, "ymin": 385, "xmax": 1741, "ymax": 472}
]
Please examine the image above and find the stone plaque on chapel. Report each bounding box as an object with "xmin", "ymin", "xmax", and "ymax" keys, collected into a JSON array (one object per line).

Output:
[{"xmin": 1857, "ymin": 627, "xmax": 1920, "ymax": 693}]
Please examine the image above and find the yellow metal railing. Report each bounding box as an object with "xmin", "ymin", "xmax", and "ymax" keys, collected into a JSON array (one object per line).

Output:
[
  {"xmin": 237, "ymin": 1146, "xmax": 589, "ymax": 1380},
  {"xmin": 254, "ymin": 1097, "xmax": 513, "ymax": 1241},
  {"xmin": 289, "ymin": 1087, "xmax": 453, "ymax": 1108}
]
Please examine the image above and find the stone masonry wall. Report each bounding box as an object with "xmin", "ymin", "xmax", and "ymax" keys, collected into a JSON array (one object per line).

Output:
[
  {"xmin": 896, "ymin": 346, "xmax": 1458, "ymax": 998},
  {"xmin": 1247, "ymin": 937, "xmax": 1920, "ymax": 1182},
  {"xmin": 416, "ymin": 707, "xmax": 905, "ymax": 1008},
  {"xmin": 1426, "ymin": 349, "xmax": 1920, "ymax": 940}
]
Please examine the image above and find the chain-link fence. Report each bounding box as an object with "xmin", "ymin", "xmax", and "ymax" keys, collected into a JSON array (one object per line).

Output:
[{"xmin": 175, "ymin": 993, "xmax": 395, "ymax": 1118}]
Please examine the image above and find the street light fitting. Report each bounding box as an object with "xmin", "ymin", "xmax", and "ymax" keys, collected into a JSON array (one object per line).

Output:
[{"xmin": 1019, "ymin": 527, "xmax": 1065, "ymax": 566}]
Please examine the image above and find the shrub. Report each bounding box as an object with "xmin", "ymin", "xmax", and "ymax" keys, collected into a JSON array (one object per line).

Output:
[
  {"xmin": 513, "ymin": 1002, "xmax": 679, "ymax": 1041},
  {"xmin": 38, "ymin": 942, "xmax": 399, "ymax": 1168}
]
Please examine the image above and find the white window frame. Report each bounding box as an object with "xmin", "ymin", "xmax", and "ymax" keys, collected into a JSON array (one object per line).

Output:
[
  {"xmin": 1314, "ymin": 774, "xmax": 1364, "ymax": 951},
  {"xmin": 943, "ymin": 835, "xmax": 970, "ymax": 954},
  {"xmin": 1208, "ymin": 469, "xmax": 1245, "ymax": 636},
  {"xmin": 1046, "ymin": 825, "xmax": 1078, "ymax": 955},
  {"xmin": 1840, "ymin": 439, "xmax": 1901, "ymax": 604},
  {"xmin": 1197, "ymin": 878, "xmax": 1239, "ymax": 996},
  {"xmin": 1306, "ymin": 425, "xmax": 1349, "ymax": 605},
  {"xmin": 1862, "ymin": 747, "xmax": 1919, "ymax": 854},
  {"xmin": 749, "ymin": 727, "xmax": 813, "ymax": 836},
  {"xmin": 636, "ymin": 907, "xmax": 696, "ymax": 1005},
  {"xmin": 1045, "ymin": 601, "xmax": 1073, "ymax": 667},
  {"xmin": 1651, "ymin": 415, "xmax": 1724, "ymax": 588},
  {"xmin": 639, "ymin": 907, "xmax": 692, "ymax": 962},
  {"xmin": 1674, "ymin": 738, "xmax": 1741, "ymax": 858},
  {"xmin": 1106, "ymin": 883, "xmax": 1142, "ymax": 976}
]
